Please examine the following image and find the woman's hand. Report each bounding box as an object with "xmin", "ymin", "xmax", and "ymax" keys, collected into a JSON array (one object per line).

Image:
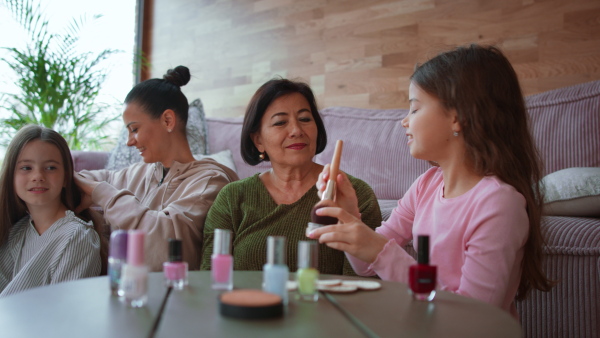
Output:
[
  {"xmin": 73, "ymin": 172, "xmax": 99, "ymax": 213},
  {"xmin": 316, "ymin": 164, "xmax": 361, "ymax": 219},
  {"xmin": 308, "ymin": 206, "xmax": 388, "ymax": 264}
]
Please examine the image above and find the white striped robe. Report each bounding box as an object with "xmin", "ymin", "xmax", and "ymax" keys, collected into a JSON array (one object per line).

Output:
[{"xmin": 0, "ymin": 210, "xmax": 101, "ymax": 297}]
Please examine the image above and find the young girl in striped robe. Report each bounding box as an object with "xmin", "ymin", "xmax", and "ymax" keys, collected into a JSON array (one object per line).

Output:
[{"xmin": 0, "ymin": 125, "xmax": 105, "ymax": 297}]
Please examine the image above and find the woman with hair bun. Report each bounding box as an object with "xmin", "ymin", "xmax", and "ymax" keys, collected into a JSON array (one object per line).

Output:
[{"xmin": 75, "ymin": 66, "xmax": 238, "ymax": 271}]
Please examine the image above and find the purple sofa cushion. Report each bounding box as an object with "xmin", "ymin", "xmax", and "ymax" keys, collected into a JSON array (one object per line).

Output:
[
  {"xmin": 526, "ymin": 80, "xmax": 600, "ymax": 175},
  {"xmin": 206, "ymin": 116, "xmax": 271, "ymax": 180},
  {"xmin": 71, "ymin": 150, "xmax": 110, "ymax": 172}
]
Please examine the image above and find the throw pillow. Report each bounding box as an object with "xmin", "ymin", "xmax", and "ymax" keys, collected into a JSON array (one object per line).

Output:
[
  {"xmin": 542, "ymin": 167, "xmax": 600, "ymax": 217},
  {"xmin": 193, "ymin": 149, "xmax": 237, "ymax": 173},
  {"xmin": 105, "ymin": 99, "xmax": 209, "ymax": 170}
]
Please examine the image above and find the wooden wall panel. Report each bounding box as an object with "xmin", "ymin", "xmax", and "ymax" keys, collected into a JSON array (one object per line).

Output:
[{"xmin": 147, "ymin": 0, "xmax": 600, "ymax": 117}]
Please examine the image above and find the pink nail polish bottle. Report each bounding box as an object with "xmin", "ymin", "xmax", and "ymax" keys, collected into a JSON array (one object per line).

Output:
[
  {"xmin": 163, "ymin": 238, "xmax": 188, "ymax": 290},
  {"xmin": 212, "ymin": 229, "xmax": 233, "ymax": 290},
  {"xmin": 409, "ymin": 235, "xmax": 437, "ymax": 301},
  {"xmin": 120, "ymin": 230, "xmax": 148, "ymax": 307}
]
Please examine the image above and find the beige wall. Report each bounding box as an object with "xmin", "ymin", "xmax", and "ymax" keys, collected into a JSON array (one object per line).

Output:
[{"xmin": 148, "ymin": 0, "xmax": 600, "ymax": 117}]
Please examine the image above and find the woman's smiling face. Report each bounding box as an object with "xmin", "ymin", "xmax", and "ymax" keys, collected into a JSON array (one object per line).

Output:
[
  {"xmin": 252, "ymin": 92, "xmax": 319, "ymax": 168},
  {"xmin": 123, "ymin": 102, "xmax": 169, "ymax": 164}
]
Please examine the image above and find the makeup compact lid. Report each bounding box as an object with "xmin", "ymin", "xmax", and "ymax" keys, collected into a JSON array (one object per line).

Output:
[
  {"xmin": 213, "ymin": 229, "xmax": 232, "ymax": 255},
  {"xmin": 168, "ymin": 238, "xmax": 183, "ymax": 262},
  {"xmin": 127, "ymin": 230, "xmax": 145, "ymax": 266},
  {"xmin": 297, "ymin": 241, "xmax": 318, "ymax": 269},
  {"xmin": 266, "ymin": 236, "xmax": 286, "ymax": 265},
  {"xmin": 417, "ymin": 235, "xmax": 430, "ymax": 265},
  {"xmin": 109, "ymin": 230, "xmax": 128, "ymax": 260}
]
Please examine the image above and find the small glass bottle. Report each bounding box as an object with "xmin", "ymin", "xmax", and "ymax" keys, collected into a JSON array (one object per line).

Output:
[
  {"xmin": 409, "ymin": 235, "xmax": 437, "ymax": 301},
  {"xmin": 296, "ymin": 241, "xmax": 319, "ymax": 302},
  {"xmin": 163, "ymin": 238, "xmax": 188, "ymax": 290},
  {"xmin": 120, "ymin": 230, "xmax": 149, "ymax": 307},
  {"xmin": 263, "ymin": 236, "xmax": 289, "ymax": 305},
  {"xmin": 108, "ymin": 230, "xmax": 128, "ymax": 296},
  {"xmin": 211, "ymin": 229, "xmax": 233, "ymax": 290}
]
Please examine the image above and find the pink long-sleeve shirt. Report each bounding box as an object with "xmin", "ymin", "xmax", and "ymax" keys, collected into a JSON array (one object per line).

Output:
[{"xmin": 348, "ymin": 167, "xmax": 528, "ymax": 318}]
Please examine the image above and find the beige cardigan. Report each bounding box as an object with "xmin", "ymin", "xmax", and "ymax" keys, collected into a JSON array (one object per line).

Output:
[{"xmin": 81, "ymin": 159, "xmax": 238, "ymax": 271}]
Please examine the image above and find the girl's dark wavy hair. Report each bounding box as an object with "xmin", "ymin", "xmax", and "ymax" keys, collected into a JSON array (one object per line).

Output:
[
  {"xmin": 411, "ymin": 44, "xmax": 553, "ymax": 299},
  {"xmin": 0, "ymin": 125, "xmax": 108, "ymax": 274}
]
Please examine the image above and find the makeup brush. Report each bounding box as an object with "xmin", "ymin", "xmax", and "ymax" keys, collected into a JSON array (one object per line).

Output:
[{"xmin": 310, "ymin": 140, "xmax": 343, "ymax": 226}]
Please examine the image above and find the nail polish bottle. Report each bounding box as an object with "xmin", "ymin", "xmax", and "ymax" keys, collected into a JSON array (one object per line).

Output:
[
  {"xmin": 163, "ymin": 238, "xmax": 188, "ymax": 290},
  {"xmin": 120, "ymin": 230, "xmax": 148, "ymax": 307},
  {"xmin": 296, "ymin": 241, "xmax": 319, "ymax": 302},
  {"xmin": 409, "ymin": 235, "xmax": 437, "ymax": 301},
  {"xmin": 211, "ymin": 229, "xmax": 233, "ymax": 290},
  {"xmin": 108, "ymin": 230, "xmax": 128, "ymax": 296},
  {"xmin": 263, "ymin": 236, "xmax": 289, "ymax": 305}
]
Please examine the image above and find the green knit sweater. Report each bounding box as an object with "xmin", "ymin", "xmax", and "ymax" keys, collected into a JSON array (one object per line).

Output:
[{"xmin": 200, "ymin": 173, "xmax": 382, "ymax": 275}]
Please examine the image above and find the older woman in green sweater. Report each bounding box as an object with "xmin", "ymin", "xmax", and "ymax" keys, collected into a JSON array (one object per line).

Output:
[{"xmin": 200, "ymin": 78, "xmax": 381, "ymax": 275}]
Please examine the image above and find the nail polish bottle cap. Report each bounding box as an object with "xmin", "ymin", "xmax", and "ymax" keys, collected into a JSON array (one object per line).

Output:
[
  {"xmin": 417, "ymin": 235, "xmax": 430, "ymax": 265},
  {"xmin": 168, "ymin": 238, "xmax": 183, "ymax": 262},
  {"xmin": 267, "ymin": 236, "xmax": 286, "ymax": 265},
  {"xmin": 127, "ymin": 230, "xmax": 145, "ymax": 266},
  {"xmin": 109, "ymin": 230, "xmax": 128, "ymax": 260},
  {"xmin": 297, "ymin": 241, "xmax": 318, "ymax": 269},
  {"xmin": 213, "ymin": 229, "xmax": 231, "ymax": 255}
]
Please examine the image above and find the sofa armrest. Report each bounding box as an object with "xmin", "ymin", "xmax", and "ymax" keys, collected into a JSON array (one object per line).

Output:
[{"xmin": 71, "ymin": 150, "xmax": 109, "ymax": 171}]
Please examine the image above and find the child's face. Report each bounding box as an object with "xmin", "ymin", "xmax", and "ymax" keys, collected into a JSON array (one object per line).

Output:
[
  {"xmin": 403, "ymin": 82, "xmax": 458, "ymax": 162},
  {"xmin": 14, "ymin": 140, "xmax": 66, "ymax": 212}
]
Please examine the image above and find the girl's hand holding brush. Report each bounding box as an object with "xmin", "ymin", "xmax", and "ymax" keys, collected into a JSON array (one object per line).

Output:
[{"xmin": 316, "ymin": 164, "xmax": 361, "ymax": 220}]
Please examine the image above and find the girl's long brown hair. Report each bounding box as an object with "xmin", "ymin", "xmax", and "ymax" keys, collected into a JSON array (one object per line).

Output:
[
  {"xmin": 0, "ymin": 125, "xmax": 108, "ymax": 274},
  {"xmin": 411, "ymin": 44, "xmax": 553, "ymax": 299}
]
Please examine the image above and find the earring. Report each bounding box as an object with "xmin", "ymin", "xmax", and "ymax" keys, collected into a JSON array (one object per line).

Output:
[
  {"xmin": 168, "ymin": 129, "xmax": 172, "ymax": 133},
  {"xmin": 259, "ymin": 152, "xmax": 265, "ymax": 160},
  {"xmin": 453, "ymin": 131, "xmax": 459, "ymax": 137}
]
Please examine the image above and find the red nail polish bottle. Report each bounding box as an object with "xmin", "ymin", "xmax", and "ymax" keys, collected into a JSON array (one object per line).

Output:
[{"xmin": 409, "ymin": 235, "xmax": 437, "ymax": 301}]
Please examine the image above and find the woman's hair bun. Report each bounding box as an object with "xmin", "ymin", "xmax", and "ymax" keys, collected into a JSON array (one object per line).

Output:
[{"xmin": 163, "ymin": 66, "xmax": 191, "ymax": 87}]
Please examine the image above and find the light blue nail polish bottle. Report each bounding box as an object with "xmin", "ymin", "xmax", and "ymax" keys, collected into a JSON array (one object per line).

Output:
[{"xmin": 262, "ymin": 236, "xmax": 289, "ymax": 306}]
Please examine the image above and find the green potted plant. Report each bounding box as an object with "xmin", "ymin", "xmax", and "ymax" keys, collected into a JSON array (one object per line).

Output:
[{"xmin": 0, "ymin": 0, "xmax": 119, "ymax": 150}]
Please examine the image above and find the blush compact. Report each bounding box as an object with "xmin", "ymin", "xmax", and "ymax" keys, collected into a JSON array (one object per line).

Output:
[{"xmin": 219, "ymin": 289, "xmax": 283, "ymax": 319}]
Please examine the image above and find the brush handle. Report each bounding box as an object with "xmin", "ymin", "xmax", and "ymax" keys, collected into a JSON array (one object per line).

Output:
[
  {"xmin": 321, "ymin": 140, "xmax": 343, "ymax": 201},
  {"xmin": 329, "ymin": 140, "xmax": 343, "ymax": 181}
]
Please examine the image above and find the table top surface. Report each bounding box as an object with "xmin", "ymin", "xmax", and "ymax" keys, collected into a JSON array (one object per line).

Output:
[
  {"xmin": 0, "ymin": 271, "xmax": 522, "ymax": 338},
  {"xmin": 0, "ymin": 273, "xmax": 168, "ymax": 338}
]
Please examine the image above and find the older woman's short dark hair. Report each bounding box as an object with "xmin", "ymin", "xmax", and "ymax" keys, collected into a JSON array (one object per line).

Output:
[{"xmin": 240, "ymin": 78, "xmax": 327, "ymax": 165}]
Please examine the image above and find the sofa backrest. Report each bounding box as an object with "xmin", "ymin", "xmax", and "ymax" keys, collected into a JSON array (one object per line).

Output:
[
  {"xmin": 525, "ymin": 80, "xmax": 600, "ymax": 175},
  {"xmin": 206, "ymin": 108, "xmax": 430, "ymax": 200},
  {"xmin": 315, "ymin": 107, "xmax": 430, "ymax": 200},
  {"xmin": 206, "ymin": 80, "xmax": 600, "ymax": 201}
]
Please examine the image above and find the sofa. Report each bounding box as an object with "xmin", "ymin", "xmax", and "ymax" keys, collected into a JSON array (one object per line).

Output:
[{"xmin": 72, "ymin": 80, "xmax": 600, "ymax": 338}]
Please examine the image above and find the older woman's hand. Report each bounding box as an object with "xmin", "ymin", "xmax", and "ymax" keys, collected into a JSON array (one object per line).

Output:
[
  {"xmin": 308, "ymin": 206, "xmax": 388, "ymax": 264},
  {"xmin": 73, "ymin": 171, "xmax": 100, "ymax": 213},
  {"xmin": 316, "ymin": 164, "xmax": 361, "ymax": 219}
]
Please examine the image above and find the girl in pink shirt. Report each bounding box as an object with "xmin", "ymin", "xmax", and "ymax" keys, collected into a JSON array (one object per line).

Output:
[{"xmin": 309, "ymin": 44, "xmax": 553, "ymax": 317}]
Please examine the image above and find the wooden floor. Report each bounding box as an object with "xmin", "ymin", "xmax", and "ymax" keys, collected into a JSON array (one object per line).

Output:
[{"xmin": 147, "ymin": 0, "xmax": 600, "ymax": 117}]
